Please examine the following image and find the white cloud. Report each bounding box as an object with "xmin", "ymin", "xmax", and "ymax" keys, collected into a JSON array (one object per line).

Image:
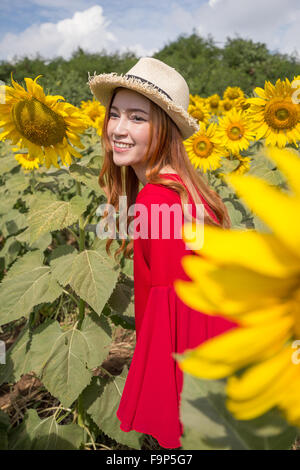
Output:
[
  {"xmin": 0, "ymin": 1, "xmax": 299, "ymax": 63},
  {"xmin": 0, "ymin": 5, "xmax": 118, "ymax": 62},
  {"xmin": 191, "ymin": 0, "xmax": 300, "ymax": 56}
]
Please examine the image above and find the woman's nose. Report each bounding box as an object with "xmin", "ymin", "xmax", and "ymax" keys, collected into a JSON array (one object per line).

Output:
[{"xmin": 114, "ymin": 115, "xmax": 129, "ymax": 135}]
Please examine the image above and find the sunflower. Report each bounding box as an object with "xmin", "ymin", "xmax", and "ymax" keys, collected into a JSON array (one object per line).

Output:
[
  {"xmin": 223, "ymin": 86, "xmax": 244, "ymax": 102},
  {"xmin": 291, "ymin": 76, "xmax": 300, "ymax": 105},
  {"xmin": 246, "ymin": 78, "xmax": 300, "ymax": 147},
  {"xmin": 183, "ymin": 122, "xmax": 227, "ymax": 173},
  {"xmin": 216, "ymin": 108, "xmax": 256, "ymax": 155},
  {"xmin": 220, "ymin": 99, "xmax": 234, "ymax": 113},
  {"xmin": 80, "ymin": 98, "xmax": 106, "ymax": 136},
  {"xmin": 188, "ymin": 102, "xmax": 210, "ymax": 126},
  {"xmin": 12, "ymin": 143, "xmax": 41, "ymax": 170},
  {"xmin": 0, "ymin": 74, "xmax": 89, "ymax": 169},
  {"xmin": 206, "ymin": 94, "xmax": 222, "ymax": 115},
  {"xmin": 174, "ymin": 145, "xmax": 300, "ymax": 426},
  {"xmin": 232, "ymin": 155, "xmax": 252, "ymax": 175},
  {"xmin": 234, "ymin": 96, "xmax": 251, "ymax": 113}
]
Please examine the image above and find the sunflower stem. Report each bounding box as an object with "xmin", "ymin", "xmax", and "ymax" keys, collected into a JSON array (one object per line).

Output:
[
  {"xmin": 74, "ymin": 181, "xmax": 87, "ymax": 435},
  {"xmin": 75, "ymin": 181, "xmax": 86, "ymax": 329}
]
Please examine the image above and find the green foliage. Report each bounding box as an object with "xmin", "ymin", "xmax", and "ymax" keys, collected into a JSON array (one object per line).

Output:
[{"xmin": 177, "ymin": 372, "xmax": 298, "ymax": 450}]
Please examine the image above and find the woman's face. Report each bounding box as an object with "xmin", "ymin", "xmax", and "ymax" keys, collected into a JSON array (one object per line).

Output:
[{"xmin": 107, "ymin": 88, "xmax": 151, "ymax": 169}]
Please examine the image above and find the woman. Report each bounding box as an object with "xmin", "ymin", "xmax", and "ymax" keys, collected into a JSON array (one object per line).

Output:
[{"xmin": 88, "ymin": 57, "xmax": 239, "ymax": 449}]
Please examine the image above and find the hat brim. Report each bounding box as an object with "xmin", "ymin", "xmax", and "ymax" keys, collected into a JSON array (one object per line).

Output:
[{"xmin": 87, "ymin": 72, "xmax": 199, "ymax": 141}]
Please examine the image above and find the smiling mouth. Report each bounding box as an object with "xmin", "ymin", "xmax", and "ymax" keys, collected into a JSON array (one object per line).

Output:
[{"xmin": 113, "ymin": 142, "xmax": 135, "ymax": 150}]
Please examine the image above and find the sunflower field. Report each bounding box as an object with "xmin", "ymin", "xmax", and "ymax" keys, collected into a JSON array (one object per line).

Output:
[{"xmin": 0, "ymin": 53, "xmax": 300, "ymax": 451}]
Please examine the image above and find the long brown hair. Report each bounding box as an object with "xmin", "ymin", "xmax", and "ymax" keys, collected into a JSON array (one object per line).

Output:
[{"xmin": 98, "ymin": 86, "xmax": 231, "ymax": 261}]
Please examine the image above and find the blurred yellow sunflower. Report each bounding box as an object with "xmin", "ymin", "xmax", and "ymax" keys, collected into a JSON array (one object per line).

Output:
[
  {"xmin": 188, "ymin": 102, "xmax": 210, "ymax": 126},
  {"xmin": 216, "ymin": 108, "xmax": 256, "ymax": 155},
  {"xmin": 246, "ymin": 78, "xmax": 300, "ymax": 147},
  {"xmin": 0, "ymin": 74, "xmax": 88, "ymax": 169},
  {"xmin": 206, "ymin": 94, "xmax": 222, "ymax": 115},
  {"xmin": 174, "ymin": 145, "xmax": 300, "ymax": 426},
  {"xmin": 184, "ymin": 122, "xmax": 227, "ymax": 173},
  {"xmin": 80, "ymin": 97, "xmax": 106, "ymax": 136},
  {"xmin": 223, "ymin": 86, "xmax": 244, "ymax": 101}
]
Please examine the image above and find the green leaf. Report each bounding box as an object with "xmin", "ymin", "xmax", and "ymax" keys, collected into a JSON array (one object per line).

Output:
[
  {"xmin": 0, "ymin": 237, "xmax": 21, "ymax": 269},
  {"xmin": 224, "ymin": 200, "xmax": 243, "ymax": 227},
  {"xmin": 178, "ymin": 373, "xmax": 298, "ymax": 450},
  {"xmin": 26, "ymin": 193, "xmax": 89, "ymax": 244},
  {"xmin": 82, "ymin": 367, "xmax": 143, "ymax": 449},
  {"xmin": 50, "ymin": 242, "xmax": 120, "ymax": 315},
  {"xmin": 68, "ymin": 163, "xmax": 106, "ymax": 195},
  {"xmin": 0, "ymin": 251, "xmax": 63, "ymax": 325},
  {"xmin": 0, "ymin": 209, "xmax": 27, "ymax": 237},
  {"xmin": 108, "ymin": 275, "xmax": 135, "ymax": 319},
  {"xmin": 0, "ymin": 154, "xmax": 19, "ymax": 175},
  {"xmin": 4, "ymin": 173, "xmax": 30, "ymax": 194},
  {"xmin": 29, "ymin": 313, "xmax": 112, "ymax": 407},
  {"xmin": 0, "ymin": 323, "xmax": 33, "ymax": 385},
  {"xmin": 8, "ymin": 408, "xmax": 84, "ymax": 450},
  {"xmin": 16, "ymin": 229, "xmax": 52, "ymax": 251}
]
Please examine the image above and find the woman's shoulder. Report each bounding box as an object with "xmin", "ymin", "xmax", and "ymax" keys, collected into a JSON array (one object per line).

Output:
[{"xmin": 136, "ymin": 181, "xmax": 180, "ymax": 206}]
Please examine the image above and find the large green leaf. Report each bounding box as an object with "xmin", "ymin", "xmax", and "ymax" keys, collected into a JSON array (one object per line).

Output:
[
  {"xmin": 68, "ymin": 163, "xmax": 106, "ymax": 195},
  {"xmin": 4, "ymin": 173, "xmax": 30, "ymax": 194},
  {"xmin": 29, "ymin": 313, "xmax": 112, "ymax": 407},
  {"xmin": 0, "ymin": 154, "xmax": 19, "ymax": 175},
  {"xmin": 248, "ymin": 151, "xmax": 286, "ymax": 186},
  {"xmin": 0, "ymin": 323, "xmax": 33, "ymax": 385},
  {"xmin": 50, "ymin": 240, "xmax": 120, "ymax": 315},
  {"xmin": 0, "ymin": 236, "xmax": 21, "ymax": 269},
  {"xmin": 0, "ymin": 209, "xmax": 27, "ymax": 237},
  {"xmin": 25, "ymin": 193, "xmax": 89, "ymax": 244},
  {"xmin": 0, "ymin": 251, "xmax": 63, "ymax": 325},
  {"xmin": 178, "ymin": 372, "xmax": 298, "ymax": 450},
  {"xmin": 16, "ymin": 229, "xmax": 52, "ymax": 251},
  {"xmin": 8, "ymin": 408, "xmax": 84, "ymax": 450},
  {"xmin": 82, "ymin": 367, "xmax": 143, "ymax": 449}
]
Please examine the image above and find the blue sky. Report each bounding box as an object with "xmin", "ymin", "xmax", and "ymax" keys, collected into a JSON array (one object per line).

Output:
[{"xmin": 0, "ymin": 0, "xmax": 299, "ymax": 63}]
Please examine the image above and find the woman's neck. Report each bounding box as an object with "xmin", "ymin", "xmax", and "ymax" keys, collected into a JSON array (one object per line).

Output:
[{"xmin": 132, "ymin": 164, "xmax": 177, "ymax": 186}]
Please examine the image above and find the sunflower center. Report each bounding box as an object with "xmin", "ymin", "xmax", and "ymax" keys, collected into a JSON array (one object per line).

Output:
[
  {"xmin": 228, "ymin": 91, "xmax": 240, "ymax": 100},
  {"xmin": 192, "ymin": 109, "xmax": 205, "ymax": 121},
  {"xmin": 227, "ymin": 124, "xmax": 244, "ymax": 141},
  {"xmin": 264, "ymin": 99, "xmax": 298, "ymax": 130},
  {"xmin": 193, "ymin": 136, "xmax": 213, "ymax": 158},
  {"xmin": 224, "ymin": 101, "xmax": 233, "ymax": 111},
  {"xmin": 12, "ymin": 97, "xmax": 66, "ymax": 147},
  {"xmin": 210, "ymin": 99, "xmax": 219, "ymax": 108}
]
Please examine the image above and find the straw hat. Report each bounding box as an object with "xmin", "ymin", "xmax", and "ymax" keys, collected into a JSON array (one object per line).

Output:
[{"xmin": 87, "ymin": 57, "xmax": 199, "ymax": 140}]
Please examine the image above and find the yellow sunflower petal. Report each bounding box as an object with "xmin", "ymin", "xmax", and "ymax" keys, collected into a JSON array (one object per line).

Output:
[
  {"xmin": 224, "ymin": 173, "xmax": 300, "ymax": 257},
  {"xmin": 176, "ymin": 315, "xmax": 293, "ymax": 380},
  {"xmin": 182, "ymin": 223, "xmax": 300, "ymax": 278},
  {"xmin": 175, "ymin": 255, "xmax": 296, "ymax": 315}
]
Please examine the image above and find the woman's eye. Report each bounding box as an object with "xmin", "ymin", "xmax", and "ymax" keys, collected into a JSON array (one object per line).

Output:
[
  {"xmin": 131, "ymin": 115, "xmax": 144, "ymax": 121},
  {"xmin": 109, "ymin": 112, "xmax": 144, "ymax": 122}
]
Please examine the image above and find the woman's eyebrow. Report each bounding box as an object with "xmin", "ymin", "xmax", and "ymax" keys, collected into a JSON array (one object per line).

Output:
[{"xmin": 111, "ymin": 105, "xmax": 149, "ymax": 115}]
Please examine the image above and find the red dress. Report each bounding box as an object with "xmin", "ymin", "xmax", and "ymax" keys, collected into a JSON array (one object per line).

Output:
[{"xmin": 116, "ymin": 173, "xmax": 239, "ymax": 448}]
